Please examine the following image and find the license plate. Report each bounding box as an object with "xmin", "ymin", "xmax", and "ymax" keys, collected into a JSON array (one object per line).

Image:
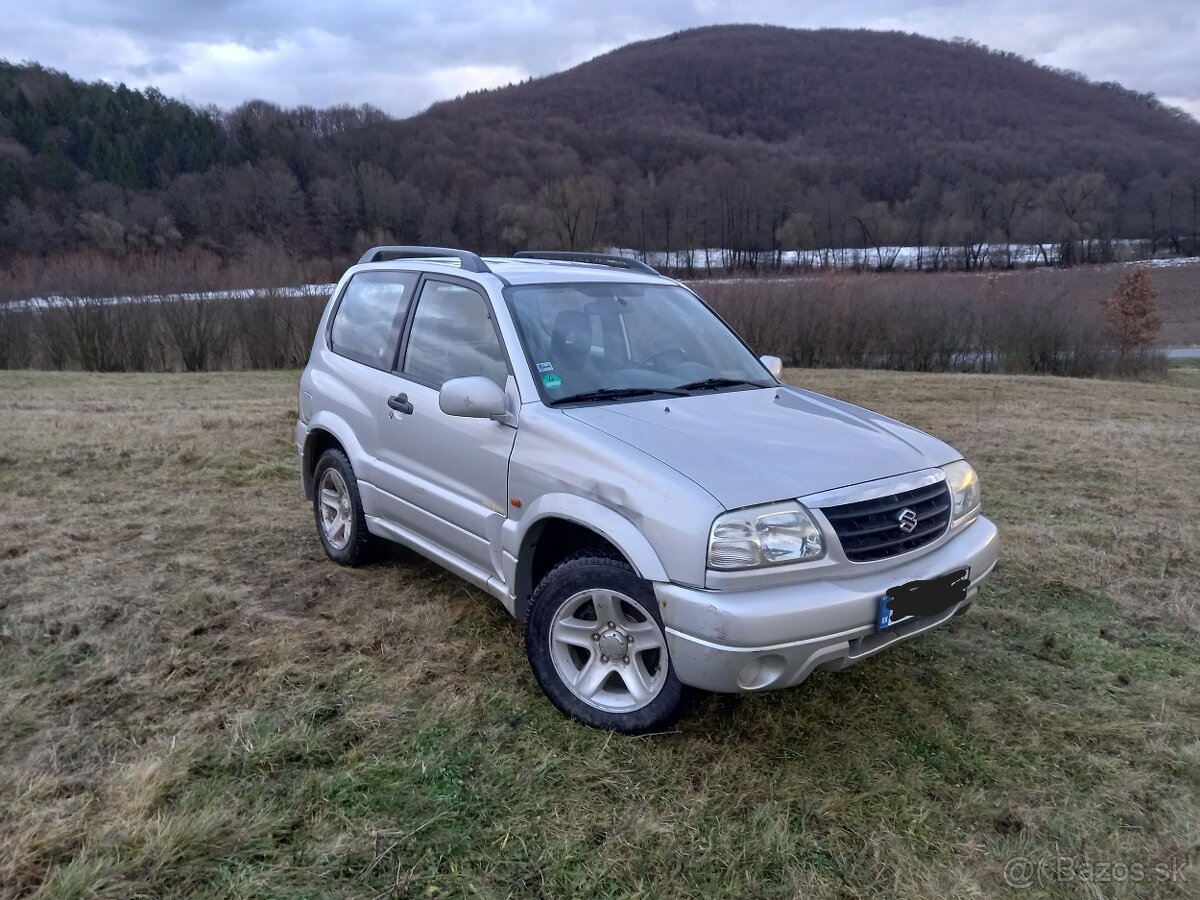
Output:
[{"xmin": 877, "ymin": 567, "xmax": 971, "ymax": 630}]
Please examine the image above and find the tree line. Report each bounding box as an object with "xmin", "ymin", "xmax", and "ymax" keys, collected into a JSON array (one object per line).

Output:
[{"xmin": 2, "ymin": 26, "xmax": 1200, "ymax": 278}]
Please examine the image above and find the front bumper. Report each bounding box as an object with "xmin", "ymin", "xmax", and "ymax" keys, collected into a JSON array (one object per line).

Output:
[{"xmin": 656, "ymin": 515, "xmax": 999, "ymax": 692}]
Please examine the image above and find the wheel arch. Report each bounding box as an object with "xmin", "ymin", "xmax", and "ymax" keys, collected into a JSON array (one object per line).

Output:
[
  {"xmin": 301, "ymin": 414, "xmax": 364, "ymax": 500},
  {"xmin": 508, "ymin": 496, "xmax": 671, "ymax": 619}
]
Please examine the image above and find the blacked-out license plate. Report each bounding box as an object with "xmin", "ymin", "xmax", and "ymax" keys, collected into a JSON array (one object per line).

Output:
[{"xmin": 877, "ymin": 567, "xmax": 970, "ymax": 631}]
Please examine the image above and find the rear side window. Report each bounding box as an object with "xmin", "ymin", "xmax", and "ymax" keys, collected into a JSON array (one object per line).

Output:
[
  {"xmin": 329, "ymin": 271, "xmax": 417, "ymax": 368},
  {"xmin": 402, "ymin": 281, "xmax": 509, "ymax": 388}
]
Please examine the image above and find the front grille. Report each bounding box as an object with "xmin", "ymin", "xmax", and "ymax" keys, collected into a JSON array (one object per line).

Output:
[{"xmin": 819, "ymin": 481, "xmax": 952, "ymax": 562}]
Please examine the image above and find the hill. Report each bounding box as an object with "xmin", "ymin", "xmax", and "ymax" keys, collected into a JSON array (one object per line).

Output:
[
  {"xmin": 411, "ymin": 26, "xmax": 1199, "ymax": 191},
  {"xmin": 1, "ymin": 26, "xmax": 1199, "ymax": 269}
]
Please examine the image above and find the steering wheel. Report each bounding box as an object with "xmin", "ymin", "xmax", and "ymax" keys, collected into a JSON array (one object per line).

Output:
[{"xmin": 637, "ymin": 344, "xmax": 688, "ymax": 370}]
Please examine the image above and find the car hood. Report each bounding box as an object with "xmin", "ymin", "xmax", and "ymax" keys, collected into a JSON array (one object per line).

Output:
[{"xmin": 562, "ymin": 385, "xmax": 960, "ymax": 508}]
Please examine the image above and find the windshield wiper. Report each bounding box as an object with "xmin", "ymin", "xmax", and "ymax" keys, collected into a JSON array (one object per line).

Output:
[
  {"xmin": 548, "ymin": 386, "xmax": 689, "ymax": 406},
  {"xmin": 673, "ymin": 377, "xmax": 773, "ymax": 392}
]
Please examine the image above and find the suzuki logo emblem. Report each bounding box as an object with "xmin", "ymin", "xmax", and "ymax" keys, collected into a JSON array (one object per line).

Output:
[{"xmin": 896, "ymin": 508, "xmax": 918, "ymax": 534}]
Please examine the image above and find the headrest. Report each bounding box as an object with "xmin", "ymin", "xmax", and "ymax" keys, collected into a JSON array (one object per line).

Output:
[{"xmin": 551, "ymin": 310, "xmax": 592, "ymax": 371}]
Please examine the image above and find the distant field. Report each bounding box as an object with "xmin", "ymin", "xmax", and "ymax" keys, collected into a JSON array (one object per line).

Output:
[
  {"xmin": 1, "ymin": 369, "xmax": 1198, "ymax": 898},
  {"xmin": 691, "ymin": 258, "xmax": 1200, "ymax": 348},
  {"xmin": 953, "ymin": 260, "xmax": 1199, "ymax": 346}
]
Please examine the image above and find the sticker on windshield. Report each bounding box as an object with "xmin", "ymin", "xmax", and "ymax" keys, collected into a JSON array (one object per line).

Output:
[
  {"xmin": 536, "ymin": 361, "xmax": 554, "ymax": 373},
  {"xmin": 541, "ymin": 372, "xmax": 563, "ymax": 390}
]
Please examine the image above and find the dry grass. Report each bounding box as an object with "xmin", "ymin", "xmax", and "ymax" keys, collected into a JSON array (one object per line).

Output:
[
  {"xmin": 997, "ymin": 261, "xmax": 1200, "ymax": 346},
  {"xmin": 694, "ymin": 259, "xmax": 1200, "ymax": 348},
  {"xmin": 1, "ymin": 369, "xmax": 1198, "ymax": 898}
]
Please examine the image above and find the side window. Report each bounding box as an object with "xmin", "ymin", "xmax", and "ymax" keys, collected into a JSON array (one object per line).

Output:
[
  {"xmin": 329, "ymin": 271, "xmax": 417, "ymax": 368},
  {"xmin": 401, "ymin": 281, "xmax": 509, "ymax": 389}
]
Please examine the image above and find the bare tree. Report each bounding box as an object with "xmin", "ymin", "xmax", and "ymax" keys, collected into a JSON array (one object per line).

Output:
[
  {"xmin": 536, "ymin": 175, "xmax": 615, "ymax": 250},
  {"xmin": 1051, "ymin": 172, "xmax": 1114, "ymax": 266},
  {"xmin": 994, "ymin": 181, "xmax": 1032, "ymax": 267},
  {"xmin": 853, "ymin": 201, "xmax": 910, "ymax": 270}
]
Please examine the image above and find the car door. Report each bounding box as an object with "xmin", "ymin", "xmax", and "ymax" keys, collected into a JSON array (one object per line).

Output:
[
  {"xmin": 320, "ymin": 269, "xmax": 419, "ymax": 487},
  {"xmin": 372, "ymin": 276, "xmax": 517, "ymax": 581}
]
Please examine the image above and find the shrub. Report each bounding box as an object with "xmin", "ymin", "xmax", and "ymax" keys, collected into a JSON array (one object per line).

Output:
[
  {"xmin": 60, "ymin": 296, "xmax": 158, "ymax": 372},
  {"xmin": 0, "ymin": 250, "xmax": 1165, "ymax": 380},
  {"xmin": 695, "ymin": 271, "xmax": 1164, "ymax": 379},
  {"xmin": 0, "ymin": 303, "xmax": 32, "ymax": 368},
  {"xmin": 160, "ymin": 296, "xmax": 232, "ymax": 372},
  {"xmin": 1103, "ymin": 268, "xmax": 1162, "ymax": 353},
  {"xmin": 235, "ymin": 293, "xmax": 324, "ymax": 369}
]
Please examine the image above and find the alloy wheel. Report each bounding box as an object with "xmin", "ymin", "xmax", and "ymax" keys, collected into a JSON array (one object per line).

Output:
[{"xmin": 548, "ymin": 588, "xmax": 668, "ymax": 713}]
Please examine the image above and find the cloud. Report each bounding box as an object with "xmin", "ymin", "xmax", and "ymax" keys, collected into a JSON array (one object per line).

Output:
[
  {"xmin": 0, "ymin": 0, "xmax": 1195, "ymax": 120},
  {"xmin": 125, "ymin": 58, "xmax": 182, "ymax": 79}
]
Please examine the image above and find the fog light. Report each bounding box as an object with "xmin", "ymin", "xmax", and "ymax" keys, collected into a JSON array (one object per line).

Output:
[{"xmin": 737, "ymin": 654, "xmax": 787, "ymax": 690}]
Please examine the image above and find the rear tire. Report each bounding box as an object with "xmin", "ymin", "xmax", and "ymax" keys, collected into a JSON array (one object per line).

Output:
[
  {"xmin": 524, "ymin": 552, "xmax": 690, "ymax": 733},
  {"xmin": 312, "ymin": 449, "xmax": 377, "ymax": 567}
]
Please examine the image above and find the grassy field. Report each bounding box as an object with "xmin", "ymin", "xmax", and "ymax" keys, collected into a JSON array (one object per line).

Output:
[{"xmin": 1, "ymin": 368, "xmax": 1198, "ymax": 899}]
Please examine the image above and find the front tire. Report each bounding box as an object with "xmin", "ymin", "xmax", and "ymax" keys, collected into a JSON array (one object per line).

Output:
[
  {"xmin": 524, "ymin": 552, "xmax": 689, "ymax": 733},
  {"xmin": 312, "ymin": 449, "xmax": 377, "ymax": 567}
]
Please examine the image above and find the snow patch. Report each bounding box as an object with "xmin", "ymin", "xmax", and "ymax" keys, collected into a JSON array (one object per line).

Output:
[{"xmin": 7, "ymin": 283, "xmax": 337, "ymax": 311}]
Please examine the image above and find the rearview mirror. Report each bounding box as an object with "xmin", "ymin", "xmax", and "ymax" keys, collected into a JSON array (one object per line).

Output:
[
  {"xmin": 760, "ymin": 355, "xmax": 783, "ymax": 378},
  {"xmin": 439, "ymin": 376, "xmax": 507, "ymax": 419}
]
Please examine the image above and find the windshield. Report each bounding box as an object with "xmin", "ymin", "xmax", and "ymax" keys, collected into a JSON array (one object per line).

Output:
[{"xmin": 506, "ymin": 282, "xmax": 773, "ymax": 403}]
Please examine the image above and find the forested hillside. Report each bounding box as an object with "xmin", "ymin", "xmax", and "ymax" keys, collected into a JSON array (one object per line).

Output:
[{"xmin": 2, "ymin": 25, "xmax": 1199, "ymax": 271}]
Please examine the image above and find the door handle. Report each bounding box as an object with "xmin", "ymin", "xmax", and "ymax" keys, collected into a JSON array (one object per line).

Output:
[{"xmin": 387, "ymin": 393, "xmax": 414, "ymax": 415}]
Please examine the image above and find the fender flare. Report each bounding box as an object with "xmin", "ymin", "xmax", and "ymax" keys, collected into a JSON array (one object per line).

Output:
[
  {"xmin": 505, "ymin": 492, "xmax": 670, "ymax": 584},
  {"xmin": 300, "ymin": 411, "xmax": 369, "ymax": 500}
]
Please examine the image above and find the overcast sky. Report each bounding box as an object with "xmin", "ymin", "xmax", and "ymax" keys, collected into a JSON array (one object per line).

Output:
[{"xmin": 2, "ymin": 1, "xmax": 1198, "ymax": 120}]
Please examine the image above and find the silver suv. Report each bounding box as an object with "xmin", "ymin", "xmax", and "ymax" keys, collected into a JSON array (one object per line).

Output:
[{"xmin": 296, "ymin": 247, "xmax": 999, "ymax": 733}]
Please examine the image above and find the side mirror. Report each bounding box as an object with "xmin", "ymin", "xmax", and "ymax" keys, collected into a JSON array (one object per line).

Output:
[
  {"xmin": 760, "ymin": 355, "xmax": 783, "ymax": 379},
  {"xmin": 438, "ymin": 376, "xmax": 507, "ymax": 419}
]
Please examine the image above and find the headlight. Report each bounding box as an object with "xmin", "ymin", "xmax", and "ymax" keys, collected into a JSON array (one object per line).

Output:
[
  {"xmin": 708, "ymin": 502, "xmax": 824, "ymax": 570},
  {"xmin": 942, "ymin": 460, "xmax": 981, "ymax": 522}
]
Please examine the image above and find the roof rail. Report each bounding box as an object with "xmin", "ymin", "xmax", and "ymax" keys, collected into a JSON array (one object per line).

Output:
[
  {"xmin": 513, "ymin": 251, "xmax": 661, "ymax": 276},
  {"xmin": 358, "ymin": 246, "xmax": 490, "ymax": 273}
]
